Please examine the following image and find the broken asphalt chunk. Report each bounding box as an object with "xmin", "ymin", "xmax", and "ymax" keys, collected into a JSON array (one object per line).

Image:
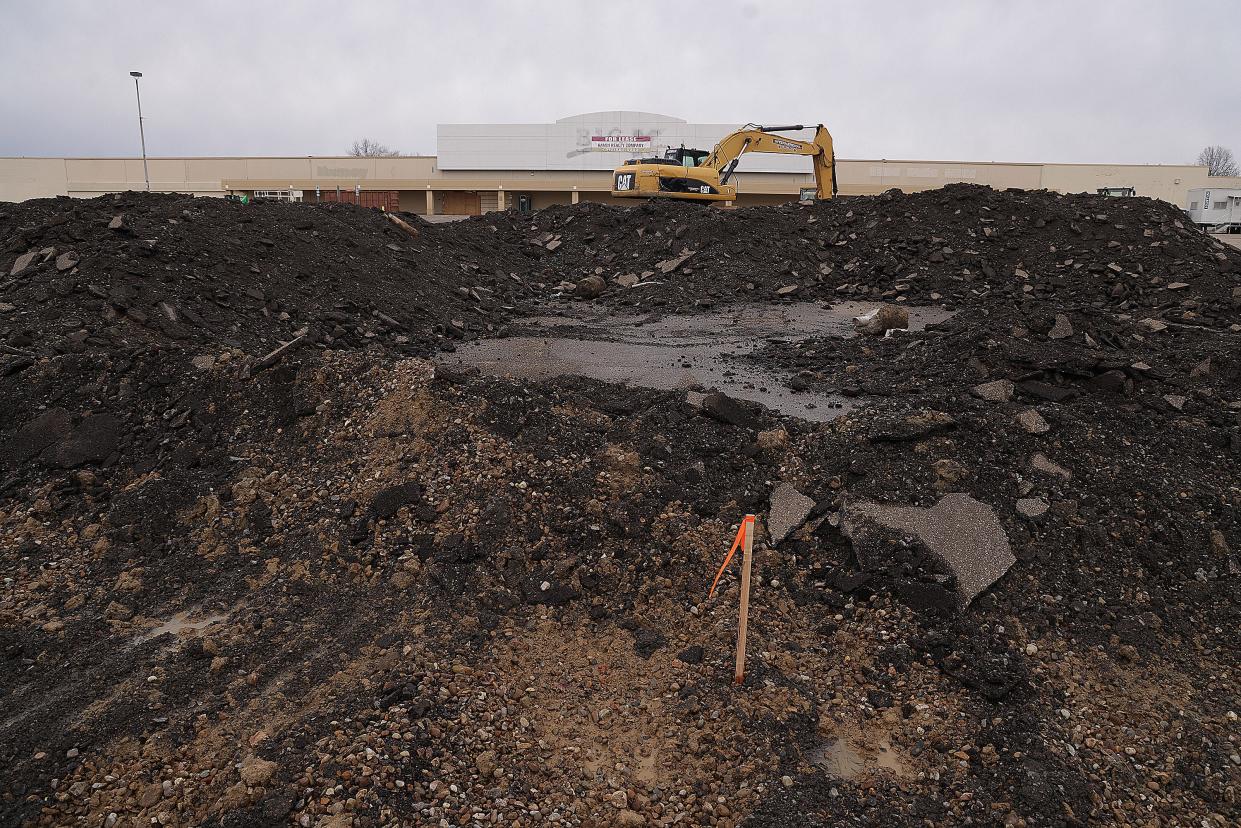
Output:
[
  {"xmin": 1014, "ymin": 408, "xmax": 1050, "ymax": 434},
  {"xmin": 972, "ymin": 379, "xmax": 1015, "ymax": 403},
  {"xmin": 702, "ymin": 392, "xmax": 761, "ymax": 430},
  {"xmin": 9, "ymin": 250, "xmax": 38, "ymax": 276},
  {"xmin": 655, "ymin": 249, "xmax": 695, "ymax": 274},
  {"xmin": 1047, "ymin": 314, "xmax": 1074, "ymax": 340},
  {"xmin": 841, "ymin": 493, "xmax": 1015, "ymax": 610},
  {"xmin": 768, "ymin": 484, "xmax": 814, "ymax": 544},
  {"xmin": 1016, "ymin": 497, "xmax": 1050, "ymax": 520}
]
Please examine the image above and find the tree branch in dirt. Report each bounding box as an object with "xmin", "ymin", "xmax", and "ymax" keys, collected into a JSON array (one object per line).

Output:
[
  {"xmin": 348, "ymin": 138, "xmax": 403, "ymax": 157},
  {"xmin": 1195, "ymin": 145, "xmax": 1238, "ymax": 177}
]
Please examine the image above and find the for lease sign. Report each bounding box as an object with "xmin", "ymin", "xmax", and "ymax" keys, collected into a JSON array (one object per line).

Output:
[{"xmin": 590, "ymin": 135, "xmax": 652, "ymax": 151}]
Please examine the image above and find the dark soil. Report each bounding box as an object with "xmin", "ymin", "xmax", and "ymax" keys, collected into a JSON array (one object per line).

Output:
[{"xmin": 1, "ymin": 187, "xmax": 1239, "ymax": 828}]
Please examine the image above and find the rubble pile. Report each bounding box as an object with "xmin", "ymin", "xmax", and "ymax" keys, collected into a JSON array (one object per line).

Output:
[
  {"xmin": 1, "ymin": 188, "xmax": 1238, "ymax": 828},
  {"xmin": 0, "ymin": 193, "xmax": 528, "ymax": 363},
  {"xmin": 452, "ymin": 183, "xmax": 1241, "ymax": 328}
]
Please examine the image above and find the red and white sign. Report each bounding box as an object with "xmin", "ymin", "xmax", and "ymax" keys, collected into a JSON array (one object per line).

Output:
[{"xmin": 590, "ymin": 135, "xmax": 652, "ymax": 151}]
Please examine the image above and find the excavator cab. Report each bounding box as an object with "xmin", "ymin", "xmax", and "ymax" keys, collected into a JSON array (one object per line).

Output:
[{"xmin": 664, "ymin": 146, "xmax": 710, "ymax": 168}]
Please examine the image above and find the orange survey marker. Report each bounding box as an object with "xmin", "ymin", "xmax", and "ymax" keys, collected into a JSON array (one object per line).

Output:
[
  {"xmin": 708, "ymin": 514, "xmax": 758, "ymax": 684},
  {"xmin": 708, "ymin": 515, "xmax": 755, "ymax": 600}
]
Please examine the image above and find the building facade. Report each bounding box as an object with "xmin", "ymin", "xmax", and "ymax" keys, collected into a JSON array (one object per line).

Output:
[{"xmin": 3, "ymin": 111, "xmax": 1235, "ymax": 212}]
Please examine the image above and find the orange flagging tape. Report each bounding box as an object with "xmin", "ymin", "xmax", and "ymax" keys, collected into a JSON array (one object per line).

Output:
[{"xmin": 708, "ymin": 515, "xmax": 755, "ymax": 600}]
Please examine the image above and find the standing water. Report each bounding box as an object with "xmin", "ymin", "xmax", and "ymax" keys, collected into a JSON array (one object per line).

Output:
[{"xmin": 438, "ymin": 302, "xmax": 952, "ymax": 422}]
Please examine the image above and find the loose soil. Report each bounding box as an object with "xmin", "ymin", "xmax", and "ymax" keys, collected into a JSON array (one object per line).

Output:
[{"xmin": 1, "ymin": 186, "xmax": 1238, "ymax": 827}]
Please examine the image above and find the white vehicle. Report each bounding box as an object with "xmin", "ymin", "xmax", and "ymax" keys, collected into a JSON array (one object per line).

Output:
[{"xmin": 1187, "ymin": 187, "xmax": 1241, "ymax": 232}]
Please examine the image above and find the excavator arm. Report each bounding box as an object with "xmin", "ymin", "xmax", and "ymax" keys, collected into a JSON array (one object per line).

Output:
[{"xmin": 704, "ymin": 124, "xmax": 837, "ymax": 199}]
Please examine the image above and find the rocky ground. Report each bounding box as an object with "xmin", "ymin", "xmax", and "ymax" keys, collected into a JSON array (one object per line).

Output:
[{"xmin": 1, "ymin": 187, "xmax": 1239, "ymax": 827}]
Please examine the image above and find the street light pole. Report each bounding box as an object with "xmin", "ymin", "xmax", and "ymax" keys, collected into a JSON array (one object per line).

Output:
[{"xmin": 129, "ymin": 71, "xmax": 150, "ymax": 191}]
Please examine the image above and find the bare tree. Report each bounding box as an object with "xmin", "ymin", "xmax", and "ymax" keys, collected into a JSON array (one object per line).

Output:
[
  {"xmin": 348, "ymin": 138, "xmax": 402, "ymax": 157},
  {"xmin": 1196, "ymin": 145, "xmax": 1239, "ymax": 177}
]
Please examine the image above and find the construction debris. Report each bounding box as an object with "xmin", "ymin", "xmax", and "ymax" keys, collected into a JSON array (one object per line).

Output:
[
  {"xmin": 971, "ymin": 379, "xmax": 1015, "ymax": 402},
  {"xmin": 767, "ymin": 484, "xmax": 814, "ymax": 544},
  {"xmin": 1014, "ymin": 407, "xmax": 1050, "ymax": 434},
  {"xmin": 853, "ymin": 303, "xmax": 909, "ymax": 336},
  {"xmin": 1, "ymin": 185, "xmax": 1238, "ymax": 828},
  {"xmin": 841, "ymin": 493, "xmax": 1016, "ymax": 609}
]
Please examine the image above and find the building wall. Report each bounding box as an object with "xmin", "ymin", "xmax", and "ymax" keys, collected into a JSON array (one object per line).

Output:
[
  {"xmin": 1039, "ymin": 164, "xmax": 1208, "ymax": 206},
  {"xmin": 47, "ymin": 155, "xmax": 444, "ymax": 198},
  {"xmin": 576, "ymin": 191, "xmax": 629, "ymax": 205},
  {"xmin": 0, "ymin": 153, "xmax": 1222, "ymax": 211},
  {"xmin": 0, "ymin": 158, "xmax": 70, "ymax": 201},
  {"xmin": 528, "ymin": 191, "xmax": 569, "ymax": 210},
  {"xmin": 836, "ymin": 159, "xmax": 1044, "ymax": 195},
  {"xmin": 401, "ymin": 191, "xmax": 427, "ymax": 214}
]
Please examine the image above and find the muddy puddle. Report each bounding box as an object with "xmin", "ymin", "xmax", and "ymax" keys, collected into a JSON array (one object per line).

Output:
[
  {"xmin": 808, "ymin": 734, "xmax": 905, "ymax": 780},
  {"xmin": 131, "ymin": 610, "xmax": 228, "ymax": 645},
  {"xmin": 440, "ymin": 302, "xmax": 952, "ymax": 422}
]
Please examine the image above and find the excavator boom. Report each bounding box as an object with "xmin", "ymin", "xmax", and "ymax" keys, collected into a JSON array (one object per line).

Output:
[{"xmin": 705, "ymin": 124, "xmax": 836, "ymax": 199}]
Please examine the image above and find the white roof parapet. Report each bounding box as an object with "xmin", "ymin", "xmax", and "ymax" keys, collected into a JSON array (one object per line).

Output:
[{"xmin": 555, "ymin": 111, "xmax": 687, "ymax": 124}]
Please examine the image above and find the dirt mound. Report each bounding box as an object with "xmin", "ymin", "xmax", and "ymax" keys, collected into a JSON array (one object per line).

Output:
[
  {"xmin": 1, "ymin": 188, "xmax": 1238, "ymax": 827},
  {"xmin": 0, "ymin": 193, "xmax": 533, "ymax": 363},
  {"xmin": 5, "ymin": 186, "xmax": 1238, "ymax": 370},
  {"xmin": 447, "ymin": 184, "xmax": 1241, "ymax": 326}
]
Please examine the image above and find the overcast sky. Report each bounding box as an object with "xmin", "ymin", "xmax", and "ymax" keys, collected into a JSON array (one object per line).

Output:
[{"xmin": 1, "ymin": 0, "xmax": 1237, "ymax": 164}]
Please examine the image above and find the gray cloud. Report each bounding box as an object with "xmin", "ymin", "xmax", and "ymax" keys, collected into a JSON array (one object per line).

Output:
[{"xmin": 1, "ymin": 0, "xmax": 1237, "ymax": 164}]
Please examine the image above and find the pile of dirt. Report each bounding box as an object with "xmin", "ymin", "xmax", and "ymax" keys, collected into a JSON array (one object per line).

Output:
[
  {"xmin": 0, "ymin": 192, "xmax": 535, "ymax": 365},
  {"xmin": 1, "ymin": 188, "xmax": 1238, "ymax": 828},
  {"xmin": 447, "ymin": 184, "xmax": 1241, "ymax": 327},
  {"xmin": 4, "ymin": 185, "xmax": 1238, "ymax": 371}
]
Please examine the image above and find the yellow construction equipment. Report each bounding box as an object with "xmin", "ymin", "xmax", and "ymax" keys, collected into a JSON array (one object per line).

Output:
[{"xmin": 610, "ymin": 123, "xmax": 836, "ymax": 203}]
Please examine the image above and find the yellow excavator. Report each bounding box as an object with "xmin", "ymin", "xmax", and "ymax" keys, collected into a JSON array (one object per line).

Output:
[{"xmin": 610, "ymin": 123, "xmax": 836, "ymax": 203}]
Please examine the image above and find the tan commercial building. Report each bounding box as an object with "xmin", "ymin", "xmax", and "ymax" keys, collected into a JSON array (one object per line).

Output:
[{"xmin": 2, "ymin": 111, "xmax": 1234, "ymax": 212}]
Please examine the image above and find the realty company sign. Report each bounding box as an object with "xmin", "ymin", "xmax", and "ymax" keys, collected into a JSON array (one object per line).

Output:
[{"xmin": 589, "ymin": 134, "xmax": 652, "ymax": 151}]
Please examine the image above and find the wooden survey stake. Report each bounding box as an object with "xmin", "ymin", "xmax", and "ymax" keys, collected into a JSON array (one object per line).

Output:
[
  {"xmin": 707, "ymin": 514, "xmax": 758, "ymax": 685},
  {"xmin": 734, "ymin": 514, "xmax": 755, "ymax": 684}
]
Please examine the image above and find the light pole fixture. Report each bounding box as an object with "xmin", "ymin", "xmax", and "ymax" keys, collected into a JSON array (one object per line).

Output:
[{"xmin": 129, "ymin": 71, "xmax": 150, "ymax": 191}]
